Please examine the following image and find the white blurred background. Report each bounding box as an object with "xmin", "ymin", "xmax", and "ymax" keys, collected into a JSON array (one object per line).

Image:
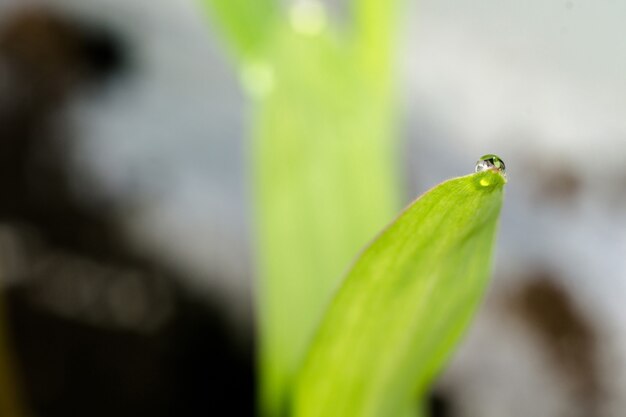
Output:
[{"xmin": 2, "ymin": 0, "xmax": 626, "ymax": 416}]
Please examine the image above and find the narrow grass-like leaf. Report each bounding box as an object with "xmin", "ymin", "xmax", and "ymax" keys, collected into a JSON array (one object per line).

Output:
[
  {"xmin": 201, "ymin": 2, "xmax": 405, "ymax": 415},
  {"xmin": 201, "ymin": 0, "xmax": 277, "ymax": 61},
  {"xmin": 351, "ymin": 0, "xmax": 400, "ymax": 83},
  {"xmin": 254, "ymin": 25, "xmax": 400, "ymax": 417},
  {"xmin": 294, "ymin": 170, "xmax": 506, "ymax": 417}
]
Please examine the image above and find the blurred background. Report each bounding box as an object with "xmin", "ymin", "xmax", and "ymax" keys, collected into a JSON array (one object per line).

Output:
[{"xmin": 0, "ymin": 0, "xmax": 624, "ymax": 416}]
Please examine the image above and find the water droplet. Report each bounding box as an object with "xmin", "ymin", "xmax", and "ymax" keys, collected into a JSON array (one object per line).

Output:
[
  {"xmin": 240, "ymin": 60, "xmax": 275, "ymax": 98},
  {"xmin": 289, "ymin": 0, "xmax": 327, "ymax": 36},
  {"xmin": 475, "ymin": 154, "xmax": 506, "ymax": 179}
]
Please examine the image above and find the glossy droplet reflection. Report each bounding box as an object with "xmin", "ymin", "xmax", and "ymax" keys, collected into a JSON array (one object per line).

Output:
[{"xmin": 475, "ymin": 154, "xmax": 506, "ymax": 179}]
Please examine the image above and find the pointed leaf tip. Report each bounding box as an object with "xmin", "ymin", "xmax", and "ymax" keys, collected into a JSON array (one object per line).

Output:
[{"xmin": 294, "ymin": 172, "xmax": 505, "ymax": 417}]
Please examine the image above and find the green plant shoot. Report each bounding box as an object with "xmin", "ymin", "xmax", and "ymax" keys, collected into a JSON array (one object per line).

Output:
[
  {"xmin": 201, "ymin": 1, "xmax": 404, "ymax": 415},
  {"xmin": 294, "ymin": 170, "xmax": 506, "ymax": 417}
]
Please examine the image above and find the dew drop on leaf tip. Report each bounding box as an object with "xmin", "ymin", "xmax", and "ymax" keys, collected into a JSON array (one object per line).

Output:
[{"xmin": 475, "ymin": 154, "xmax": 506, "ymax": 183}]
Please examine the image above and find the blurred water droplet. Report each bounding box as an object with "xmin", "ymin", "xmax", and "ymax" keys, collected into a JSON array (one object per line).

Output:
[
  {"xmin": 289, "ymin": 0, "xmax": 327, "ymax": 36},
  {"xmin": 475, "ymin": 154, "xmax": 506, "ymax": 179},
  {"xmin": 240, "ymin": 60, "xmax": 275, "ymax": 98}
]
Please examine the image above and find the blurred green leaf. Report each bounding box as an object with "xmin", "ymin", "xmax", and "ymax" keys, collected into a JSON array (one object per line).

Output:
[
  {"xmin": 293, "ymin": 171, "xmax": 506, "ymax": 417},
  {"xmin": 201, "ymin": 2, "xmax": 405, "ymax": 415},
  {"xmin": 351, "ymin": 0, "xmax": 401, "ymax": 83},
  {"xmin": 201, "ymin": 0, "xmax": 278, "ymax": 60},
  {"xmin": 254, "ymin": 25, "xmax": 400, "ymax": 416}
]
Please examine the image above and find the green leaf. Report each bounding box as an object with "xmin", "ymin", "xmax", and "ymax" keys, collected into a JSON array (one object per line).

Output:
[
  {"xmin": 350, "ymin": 0, "xmax": 403, "ymax": 86},
  {"xmin": 293, "ymin": 170, "xmax": 506, "ymax": 417},
  {"xmin": 200, "ymin": 0, "xmax": 278, "ymax": 61},
  {"xmin": 254, "ymin": 26, "xmax": 400, "ymax": 417},
  {"xmin": 200, "ymin": 3, "xmax": 406, "ymax": 416}
]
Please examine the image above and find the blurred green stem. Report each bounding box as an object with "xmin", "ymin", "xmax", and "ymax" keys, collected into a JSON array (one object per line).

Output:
[
  {"xmin": 202, "ymin": 0, "xmax": 277, "ymax": 61},
  {"xmin": 202, "ymin": 1, "xmax": 403, "ymax": 415}
]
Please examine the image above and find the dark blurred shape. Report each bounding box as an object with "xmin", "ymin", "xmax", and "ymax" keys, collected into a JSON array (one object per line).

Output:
[
  {"xmin": 428, "ymin": 390, "xmax": 453, "ymax": 417},
  {"xmin": 0, "ymin": 8, "xmax": 127, "ymax": 249},
  {"xmin": 0, "ymin": 7, "xmax": 253, "ymax": 417},
  {"xmin": 525, "ymin": 158, "xmax": 582, "ymax": 204},
  {"xmin": 0, "ymin": 8, "xmax": 124, "ymax": 105},
  {"xmin": 7, "ymin": 282, "xmax": 254, "ymax": 417},
  {"xmin": 78, "ymin": 25, "xmax": 126, "ymax": 81},
  {"xmin": 509, "ymin": 271, "xmax": 601, "ymax": 416},
  {"xmin": 538, "ymin": 167, "xmax": 581, "ymax": 202}
]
